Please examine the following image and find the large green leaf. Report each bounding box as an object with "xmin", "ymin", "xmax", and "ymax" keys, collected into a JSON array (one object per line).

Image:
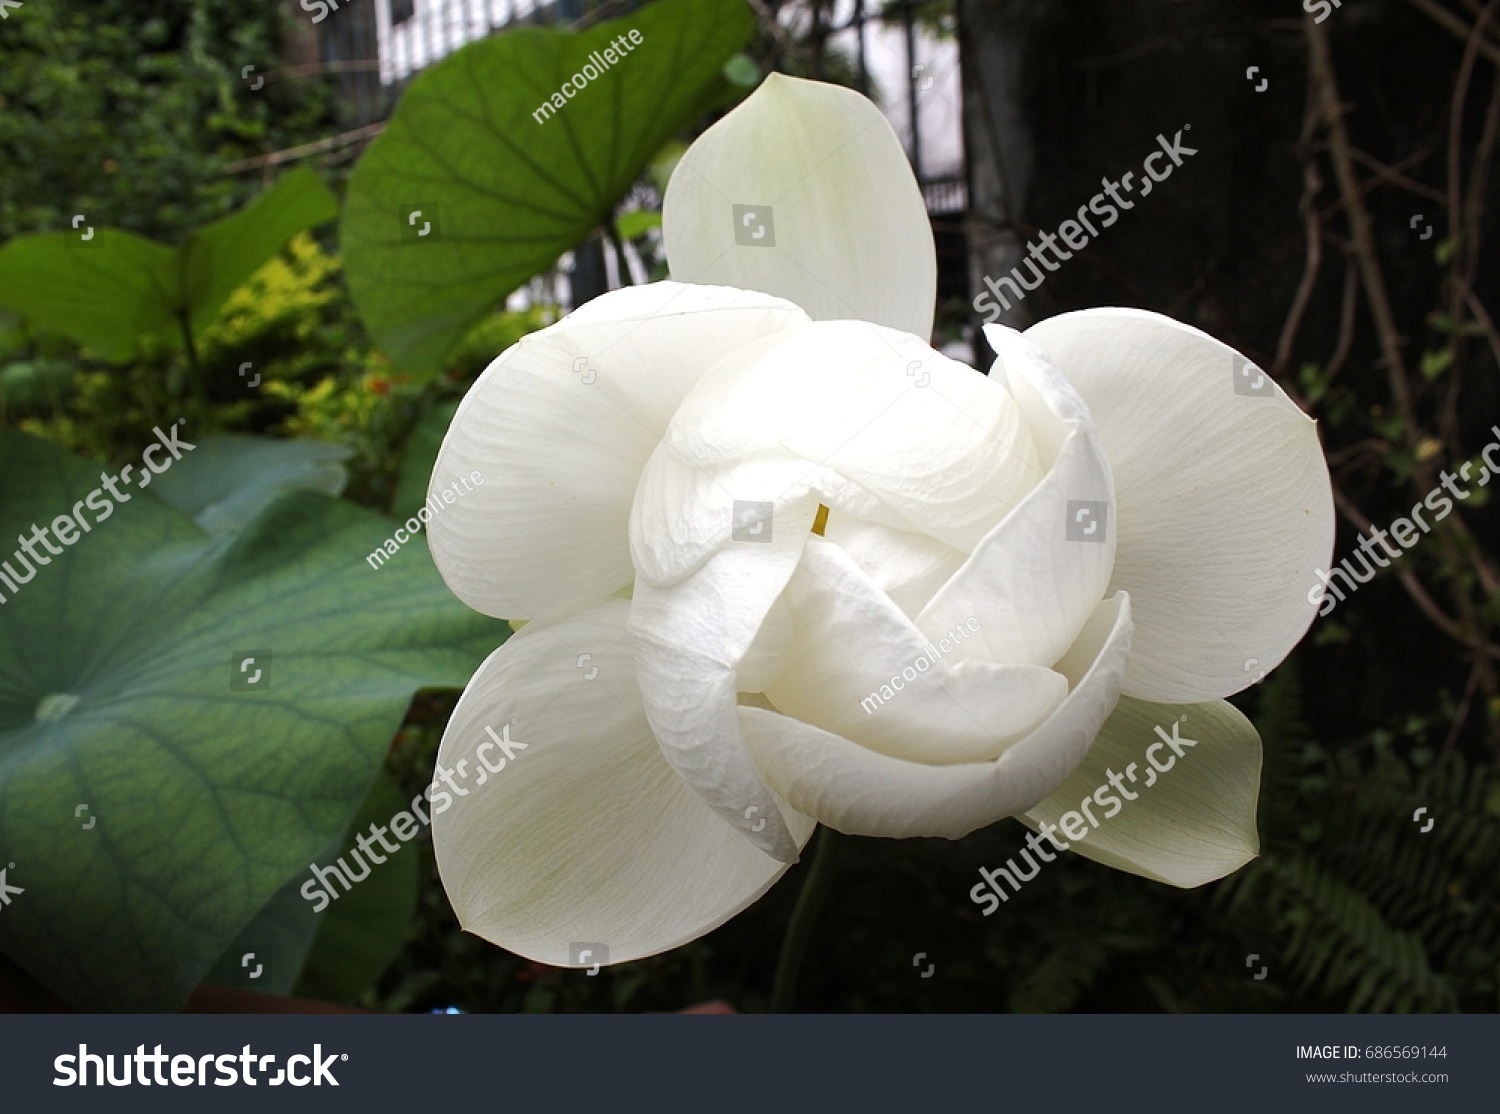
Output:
[
  {"xmin": 0, "ymin": 169, "xmax": 337, "ymax": 362},
  {"xmin": 0, "ymin": 232, "xmax": 177, "ymax": 361},
  {"xmin": 0, "ymin": 431, "xmax": 503, "ymax": 1010},
  {"xmin": 149, "ymin": 434, "xmax": 352, "ymax": 538},
  {"xmin": 204, "ymin": 767, "xmax": 420, "ymax": 1001},
  {"xmin": 292, "ymin": 770, "xmax": 422, "ymax": 1005},
  {"xmin": 201, "ymin": 867, "xmax": 328, "ymax": 998},
  {"xmin": 340, "ymin": 0, "xmax": 754, "ymax": 377}
]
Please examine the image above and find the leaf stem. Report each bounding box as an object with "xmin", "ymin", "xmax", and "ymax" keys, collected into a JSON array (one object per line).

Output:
[
  {"xmin": 178, "ymin": 312, "xmax": 201, "ymax": 375},
  {"xmin": 177, "ymin": 311, "xmax": 207, "ymax": 409},
  {"xmin": 769, "ymin": 826, "xmax": 843, "ymax": 1013}
]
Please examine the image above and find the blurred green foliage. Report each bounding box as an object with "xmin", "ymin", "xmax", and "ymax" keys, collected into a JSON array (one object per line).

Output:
[
  {"xmin": 0, "ymin": 0, "xmax": 332, "ymax": 242},
  {"xmin": 6, "ymin": 218, "xmax": 553, "ymax": 511}
]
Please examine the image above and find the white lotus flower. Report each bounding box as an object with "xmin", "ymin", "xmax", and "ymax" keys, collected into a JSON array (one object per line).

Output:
[{"xmin": 423, "ymin": 75, "xmax": 1334, "ymax": 968}]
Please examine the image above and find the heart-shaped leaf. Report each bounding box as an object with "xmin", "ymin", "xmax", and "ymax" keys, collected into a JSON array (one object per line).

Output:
[
  {"xmin": 340, "ymin": 0, "xmax": 754, "ymax": 377},
  {"xmin": 0, "ymin": 431, "xmax": 502, "ymax": 1010},
  {"xmin": 0, "ymin": 169, "xmax": 337, "ymax": 362}
]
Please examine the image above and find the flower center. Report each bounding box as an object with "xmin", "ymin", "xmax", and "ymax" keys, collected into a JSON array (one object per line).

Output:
[{"xmin": 35, "ymin": 692, "xmax": 81, "ymax": 723}]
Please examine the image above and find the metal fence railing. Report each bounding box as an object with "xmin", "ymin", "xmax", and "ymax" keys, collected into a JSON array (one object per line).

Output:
[{"xmin": 317, "ymin": 0, "xmax": 586, "ymax": 123}]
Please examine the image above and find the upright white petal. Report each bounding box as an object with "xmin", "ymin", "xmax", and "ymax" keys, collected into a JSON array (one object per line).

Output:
[
  {"xmin": 426, "ymin": 282, "xmax": 808, "ymax": 622},
  {"xmin": 664, "ymin": 74, "xmax": 938, "ymax": 338},
  {"xmin": 1025, "ymin": 308, "xmax": 1334, "ymax": 702},
  {"xmin": 431, "ymin": 600, "xmax": 815, "ymax": 966},
  {"xmin": 919, "ymin": 326, "xmax": 1115, "ymax": 668}
]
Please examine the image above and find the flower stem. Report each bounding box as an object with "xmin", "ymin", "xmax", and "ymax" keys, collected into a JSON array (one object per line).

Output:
[{"xmin": 769, "ymin": 826, "xmax": 844, "ymax": 1013}]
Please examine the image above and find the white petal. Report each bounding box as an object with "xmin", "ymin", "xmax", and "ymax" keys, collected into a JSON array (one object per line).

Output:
[
  {"xmin": 919, "ymin": 326, "xmax": 1116, "ymax": 668},
  {"xmin": 663, "ymin": 74, "xmax": 937, "ymax": 337},
  {"xmin": 763, "ymin": 536, "xmax": 1067, "ymax": 763},
  {"xmin": 630, "ymin": 319, "xmax": 1041, "ymax": 588},
  {"xmin": 740, "ymin": 593, "xmax": 1133, "ymax": 838},
  {"xmin": 629, "ymin": 526, "xmax": 817, "ymax": 864},
  {"xmin": 821, "ymin": 513, "xmax": 966, "ymax": 620},
  {"xmin": 426, "ymin": 282, "xmax": 808, "ymax": 621},
  {"xmin": 629, "ymin": 445, "xmax": 832, "ymax": 590},
  {"xmin": 1024, "ymin": 308, "xmax": 1335, "ymax": 702},
  {"xmin": 1022, "ymin": 695, "xmax": 1262, "ymax": 887},
  {"xmin": 431, "ymin": 600, "xmax": 815, "ymax": 967}
]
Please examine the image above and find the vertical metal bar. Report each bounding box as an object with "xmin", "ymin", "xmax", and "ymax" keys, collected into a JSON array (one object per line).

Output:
[
  {"xmin": 855, "ymin": 0, "xmax": 868, "ymax": 93},
  {"xmin": 903, "ymin": 0, "xmax": 923, "ymax": 179},
  {"xmin": 810, "ymin": 0, "xmax": 823, "ymax": 80},
  {"xmin": 396, "ymin": 10, "xmax": 407, "ymax": 80},
  {"xmin": 360, "ymin": 5, "xmax": 373, "ymax": 122}
]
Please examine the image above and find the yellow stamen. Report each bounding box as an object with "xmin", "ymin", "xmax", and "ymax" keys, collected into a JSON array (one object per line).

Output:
[{"xmin": 811, "ymin": 503, "xmax": 830, "ymax": 536}]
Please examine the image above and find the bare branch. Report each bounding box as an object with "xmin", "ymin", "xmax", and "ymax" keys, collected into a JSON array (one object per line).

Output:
[
  {"xmin": 1404, "ymin": 0, "xmax": 1500, "ymax": 65},
  {"xmin": 221, "ymin": 123, "xmax": 386, "ymax": 174}
]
